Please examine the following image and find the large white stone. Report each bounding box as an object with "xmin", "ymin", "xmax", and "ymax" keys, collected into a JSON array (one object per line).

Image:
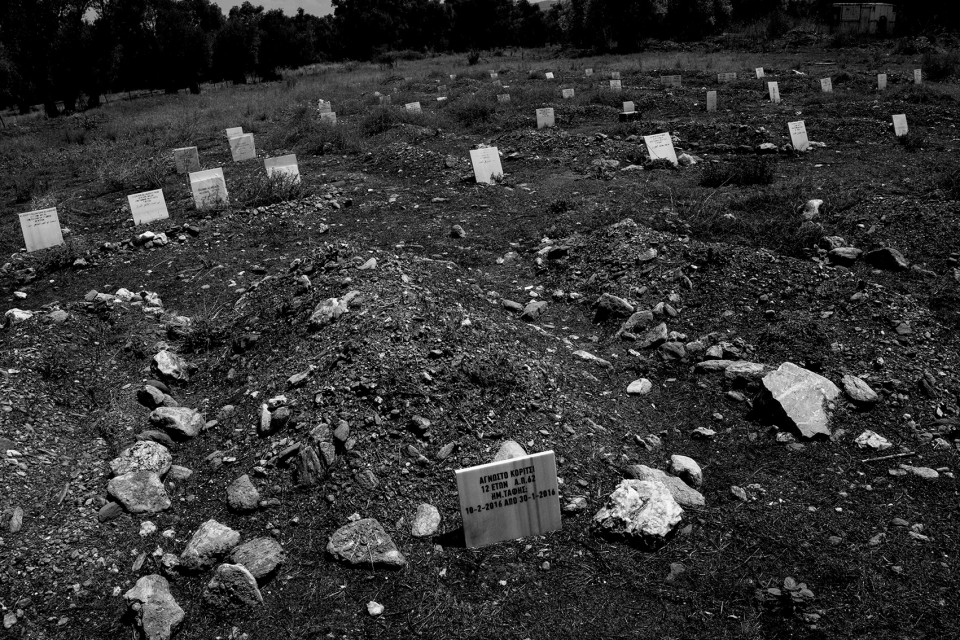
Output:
[
  {"xmin": 149, "ymin": 407, "xmax": 204, "ymax": 440},
  {"xmin": 327, "ymin": 518, "xmax": 406, "ymax": 568},
  {"xmin": 110, "ymin": 441, "xmax": 172, "ymax": 477},
  {"xmin": 761, "ymin": 362, "xmax": 840, "ymax": 438},
  {"xmin": 179, "ymin": 519, "xmax": 241, "ymax": 571},
  {"xmin": 668, "ymin": 454, "xmax": 703, "ymax": 488},
  {"xmin": 592, "ymin": 480, "xmax": 683, "ymax": 543},
  {"xmin": 107, "ymin": 471, "xmax": 171, "ymax": 513}
]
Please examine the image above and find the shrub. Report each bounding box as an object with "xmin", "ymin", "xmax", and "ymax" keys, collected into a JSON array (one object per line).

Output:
[
  {"xmin": 446, "ymin": 96, "xmax": 496, "ymax": 128},
  {"xmin": 467, "ymin": 51, "xmax": 481, "ymax": 66},
  {"xmin": 922, "ymin": 51, "xmax": 960, "ymax": 81},
  {"xmin": 234, "ymin": 171, "xmax": 306, "ymax": 208},
  {"xmin": 277, "ymin": 103, "xmax": 361, "ymax": 154}
]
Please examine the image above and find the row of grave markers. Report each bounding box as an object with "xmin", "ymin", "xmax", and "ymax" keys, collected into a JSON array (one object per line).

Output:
[{"xmin": 18, "ymin": 129, "xmax": 302, "ymax": 253}]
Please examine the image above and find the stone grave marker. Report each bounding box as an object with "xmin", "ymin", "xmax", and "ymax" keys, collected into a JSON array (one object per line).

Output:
[
  {"xmin": 497, "ymin": 94, "xmax": 511, "ymax": 103},
  {"xmin": 718, "ymin": 72, "xmax": 737, "ymax": 83},
  {"xmin": 788, "ymin": 120, "xmax": 810, "ymax": 152},
  {"xmin": 619, "ymin": 101, "xmax": 637, "ymax": 122},
  {"xmin": 225, "ymin": 127, "xmax": 243, "ymax": 138},
  {"xmin": 892, "ymin": 114, "xmax": 908, "ymax": 137},
  {"xmin": 756, "ymin": 67, "xmax": 765, "ymax": 79},
  {"xmin": 317, "ymin": 100, "xmax": 332, "ymax": 114},
  {"xmin": 768, "ymin": 81, "xmax": 781, "ymax": 104},
  {"xmin": 128, "ymin": 189, "xmax": 169, "ymax": 226},
  {"xmin": 914, "ymin": 69, "xmax": 922, "ymax": 85},
  {"xmin": 455, "ymin": 450, "xmax": 561, "ymax": 549},
  {"xmin": 19, "ymin": 207, "xmax": 64, "ymax": 253},
  {"xmin": 878, "ymin": 73, "xmax": 887, "ymax": 90},
  {"xmin": 660, "ymin": 75, "xmax": 681, "ymax": 88},
  {"xmin": 319, "ymin": 111, "xmax": 337, "ymax": 125},
  {"xmin": 706, "ymin": 90, "xmax": 717, "ymax": 112},
  {"xmin": 469, "ymin": 147, "xmax": 503, "ymax": 185},
  {"xmin": 229, "ymin": 133, "xmax": 256, "ymax": 162},
  {"xmin": 405, "ymin": 102, "xmax": 422, "ymax": 114},
  {"xmin": 545, "ymin": 72, "xmax": 554, "ymax": 80},
  {"xmin": 623, "ymin": 101, "xmax": 635, "ymax": 113},
  {"xmin": 173, "ymin": 147, "xmax": 200, "ymax": 175},
  {"xmin": 585, "ymin": 68, "xmax": 593, "ymax": 76},
  {"xmin": 189, "ymin": 168, "xmax": 228, "ymax": 209},
  {"xmin": 821, "ymin": 77, "xmax": 833, "ymax": 93},
  {"xmin": 536, "ymin": 107, "xmax": 555, "ymax": 129},
  {"xmin": 643, "ymin": 132, "xmax": 678, "ymax": 165},
  {"xmin": 264, "ymin": 154, "xmax": 300, "ymax": 181},
  {"xmin": 610, "ymin": 79, "xmax": 622, "ymax": 91},
  {"xmin": 562, "ymin": 88, "xmax": 574, "ymax": 99}
]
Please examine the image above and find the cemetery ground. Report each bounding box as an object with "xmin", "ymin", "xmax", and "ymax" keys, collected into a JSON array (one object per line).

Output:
[{"xmin": 1, "ymin": 43, "xmax": 960, "ymax": 639}]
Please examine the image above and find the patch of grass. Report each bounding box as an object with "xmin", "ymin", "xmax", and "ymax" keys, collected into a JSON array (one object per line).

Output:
[
  {"xmin": 446, "ymin": 95, "xmax": 496, "ymax": 129},
  {"xmin": 276, "ymin": 103, "xmax": 361, "ymax": 154},
  {"xmin": 896, "ymin": 131, "xmax": 926, "ymax": 151},
  {"xmin": 700, "ymin": 158, "xmax": 776, "ymax": 187}
]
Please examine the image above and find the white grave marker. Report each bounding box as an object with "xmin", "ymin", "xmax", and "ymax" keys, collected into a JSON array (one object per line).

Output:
[
  {"xmin": 405, "ymin": 102, "xmax": 422, "ymax": 114},
  {"xmin": 173, "ymin": 147, "xmax": 200, "ymax": 175},
  {"xmin": 469, "ymin": 147, "xmax": 503, "ymax": 185},
  {"xmin": 319, "ymin": 111, "xmax": 337, "ymax": 125},
  {"xmin": 455, "ymin": 451, "xmax": 561, "ymax": 549},
  {"xmin": 892, "ymin": 114, "xmax": 909, "ymax": 137},
  {"xmin": 585, "ymin": 68, "xmax": 593, "ymax": 76},
  {"xmin": 229, "ymin": 133, "xmax": 256, "ymax": 162},
  {"xmin": 490, "ymin": 71, "xmax": 498, "ymax": 79},
  {"xmin": 718, "ymin": 72, "xmax": 737, "ymax": 83},
  {"xmin": 878, "ymin": 73, "xmax": 887, "ymax": 90},
  {"xmin": 756, "ymin": 67, "xmax": 765, "ymax": 79},
  {"xmin": 643, "ymin": 132, "xmax": 678, "ymax": 165},
  {"xmin": 623, "ymin": 101, "xmax": 635, "ymax": 113},
  {"xmin": 189, "ymin": 169, "xmax": 228, "ymax": 209},
  {"xmin": 914, "ymin": 69, "xmax": 922, "ymax": 85},
  {"xmin": 562, "ymin": 88, "xmax": 574, "ymax": 99},
  {"xmin": 545, "ymin": 72, "xmax": 554, "ymax": 80},
  {"xmin": 225, "ymin": 127, "xmax": 243, "ymax": 138},
  {"xmin": 706, "ymin": 90, "xmax": 717, "ymax": 112},
  {"xmin": 788, "ymin": 120, "xmax": 810, "ymax": 152},
  {"xmin": 821, "ymin": 78, "xmax": 833, "ymax": 93},
  {"xmin": 536, "ymin": 107, "xmax": 555, "ymax": 129},
  {"xmin": 768, "ymin": 81, "xmax": 781, "ymax": 104},
  {"xmin": 317, "ymin": 100, "xmax": 332, "ymax": 114},
  {"xmin": 265, "ymin": 154, "xmax": 300, "ymax": 181},
  {"xmin": 497, "ymin": 94, "xmax": 511, "ymax": 103},
  {"xmin": 128, "ymin": 189, "xmax": 169, "ymax": 226},
  {"xmin": 609, "ymin": 79, "xmax": 622, "ymax": 91},
  {"xmin": 18, "ymin": 207, "xmax": 64, "ymax": 253}
]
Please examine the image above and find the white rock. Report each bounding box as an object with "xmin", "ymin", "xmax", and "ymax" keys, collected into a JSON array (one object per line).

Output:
[
  {"xmin": 110, "ymin": 441, "xmax": 172, "ymax": 477},
  {"xmin": 179, "ymin": 519, "xmax": 241, "ymax": 571},
  {"xmin": 4, "ymin": 309, "xmax": 33, "ymax": 324},
  {"xmin": 367, "ymin": 601, "xmax": 384, "ymax": 616},
  {"xmin": 592, "ymin": 479, "xmax": 683, "ymax": 543},
  {"xmin": 411, "ymin": 503, "xmax": 441, "ymax": 537},
  {"xmin": 627, "ymin": 379, "xmax": 652, "ymax": 395},
  {"xmin": 855, "ymin": 430, "xmax": 892, "ymax": 450},
  {"xmin": 760, "ymin": 362, "xmax": 840, "ymax": 438},
  {"xmin": 124, "ymin": 575, "xmax": 184, "ymax": 640}
]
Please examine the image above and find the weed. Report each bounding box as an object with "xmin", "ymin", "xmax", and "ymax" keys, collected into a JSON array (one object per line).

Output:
[
  {"xmin": 896, "ymin": 131, "xmax": 926, "ymax": 151},
  {"xmin": 700, "ymin": 158, "xmax": 776, "ymax": 187},
  {"xmin": 234, "ymin": 171, "xmax": 306, "ymax": 208},
  {"xmin": 941, "ymin": 167, "xmax": 960, "ymax": 200},
  {"xmin": 275, "ymin": 103, "xmax": 361, "ymax": 154},
  {"xmin": 446, "ymin": 96, "xmax": 496, "ymax": 129}
]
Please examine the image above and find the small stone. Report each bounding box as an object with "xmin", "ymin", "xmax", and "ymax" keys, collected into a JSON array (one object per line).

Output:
[
  {"xmin": 843, "ymin": 375, "xmax": 879, "ymax": 406},
  {"xmin": 107, "ymin": 471, "xmax": 171, "ymax": 514},
  {"xmin": 149, "ymin": 407, "xmax": 204, "ymax": 440},
  {"xmin": 864, "ymin": 247, "xmax": 909, "ymax": 271},
  {"xmin": 411, "ymin": 503, "xmax": 441, "ymax": 537},
  {"xmin": 828, "ymin": 247, "xmax": 862, "ymax": 265},
  {"xmin": 166, "ymin": 465, "xmax": 193, "ymax": 482},
  {"xmin": 110, "ymin": 441, "xmax": 172, "ymax": 477},
  {"xmin": 627, "ymin": 379, "xmax": 652, "ymax": 395},
  {"xmin": 691, "ymin": 427, "xmax": 716, "ymax": 440},
  {"xmin": 124, "ymin": 575, "xmax": 184, "ymax": 640},
  {"xmin": 179, "ymin": 519, "xmax": 241, "ymax": 571},
  {"xmin": 358, "ymin": 257, "xmax": 378, "ymax": 270},
  {"xmin": 367, "ymin": 601, "xmax": 384, "ymax": 616},
  {"xmin": 730, "ymin": 485, "xmax": 748, "ymax": 501},
  {"xmin": 450, "ymin": 225, "xmax": 466, "ymax": 238},
  {"xmin": 227, "ymin": 475, "xmax": 260, "ymax": 512},
  {"xmin": 327, "ymin": 518, "xmax": 406, "ymax": 568},
  {"xmin": 203, "ymin": 564, "xmax": 263, "ymax": 608},
  {"xmin": 231, "ymin": 537, "xmax": 287, "ymax": 581},
  {"xmin": 573, "ymin": 350, "xmax": 612, "ymax": 368},
  {"xmin": 592, "ymin": 480, "xmax": 683, "ymax": 545},
  {"xmin": 639, "ymin": 323, "xmax": 668, "ymax": 349},
  {"xmin": 9, "ymin": 506, "xmax": 23, "ymax": 533},
  {"xmin": 137, "ymin": 431, "xmax": 176, "ymax": 449},
  {"xmin": 152, "ymin": 350, "xmax": 189, "ymax": 382},
  {"xmin": 668, "ymin": 455, "xmax": 703, "ymax": 488},
  {"xmin": 759, "ymin": 362, "xmax": 840, "ymax": 438},
  {"xmin": 140, "ymin": 521, "xmax": 157, "ymax": 537},
  {"xmin": 563, "ymin": 496, "xmax": 589, "ymax": 513},
  {"xmin": 98, "ymin": 502, "xmax": 124, "ymax": 523},
  {"xmin": 493, "ymin": 440, "xmax": 527, "ymax": 462},
  {"xmin": 624, "ymin": 465, "xmax": 704, "ymax": 508},
  {"xmin": 855, "ymin": 430, "xmax": 892, "ymax": 450},
  {"xmin": 902, "ymin": 465, "xmax": 939, "ymax": 481},
  {"xmin": 595, "ymin": 293, "xmax": 634, "ymax": 318},
  {"xmin": 664, "ymin": 562, "xmax": 686, "ymax": 584},
  {"xmin": 520, "ymin": 300, "xmax": 548, "ymax": 321}
]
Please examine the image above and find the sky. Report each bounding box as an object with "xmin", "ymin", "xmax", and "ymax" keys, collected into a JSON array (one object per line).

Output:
[{"xmin": 213, "ymin": 0, "xmax": 333, "ymax": 17}]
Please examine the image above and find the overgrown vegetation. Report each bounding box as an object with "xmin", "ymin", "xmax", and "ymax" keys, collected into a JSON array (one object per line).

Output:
[{"xmin": 700, "ymin": 158, "xmax": 776, "ymax": 188}]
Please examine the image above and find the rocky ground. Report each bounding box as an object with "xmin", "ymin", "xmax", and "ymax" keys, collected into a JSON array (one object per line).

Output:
[{"xmin": 1, "ymin": 46, "xmax": 960, "ymax": 640}]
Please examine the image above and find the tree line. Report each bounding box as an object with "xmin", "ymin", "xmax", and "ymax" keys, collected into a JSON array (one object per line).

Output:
[{"xmin": 1, "ymin": 0, "xmax": 957, "ymax": 116}]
